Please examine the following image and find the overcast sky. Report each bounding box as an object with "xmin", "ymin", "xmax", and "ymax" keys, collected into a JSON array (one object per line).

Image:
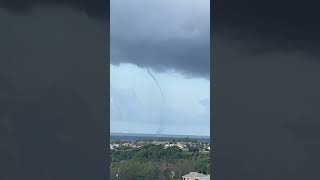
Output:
[{"xmin": 110, "ymin": 0, "xmax": 210, "ymax": 136}]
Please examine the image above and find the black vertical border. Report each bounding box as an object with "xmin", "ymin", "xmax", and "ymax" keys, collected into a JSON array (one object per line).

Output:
[
  {"xmin": 104, "ymin": 0, "xmax": 110, "ymax": 179},
  {"xmin": 211, "ymin": 0, "xmax": 218, "ymax": 178}
]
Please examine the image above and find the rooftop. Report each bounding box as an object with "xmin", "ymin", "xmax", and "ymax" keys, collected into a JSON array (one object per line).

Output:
[
  {"xmin": 182, "ymin": 172, "xmax": 207, "ymax": 178},
  {"xmin": 198, "ymin": 175, "xmax": 210, "ymax": 180}
]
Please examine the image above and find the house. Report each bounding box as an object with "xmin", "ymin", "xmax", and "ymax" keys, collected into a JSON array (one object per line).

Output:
[
  {"xmin": 131, "ymin": 144, "xmax": 142, "ymax": 149},
  {"xmin": 182, "ymin": 172, "xmax": 210, "ymax": 180},
  {"xmin": 112, "ymin": 143, "xmax": 120, "ymax": 148},
  {"xmin": 177, "ymin": 142, "xmax": 185, "ymax": 149},
  {"xmin": 199, "ymin": 175, "xmax": 210, "ymax": 180},
  {"xmin": 122, "ymin": 142, "xmax": 131, "ymax": 147}
]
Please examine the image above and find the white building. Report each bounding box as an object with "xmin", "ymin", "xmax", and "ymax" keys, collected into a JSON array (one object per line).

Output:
[
  {"xmin": 112, "ymin": 143, "xmax": 120, "ymax": 148},
  {"xmin": 177, "ymin": 142, "xmax": 185, "ymax": 149},
  {"xmin": 199, "ymin": 175, "xmax": 210, "ymax": 180},
  {"xmin": 131, "ymin": 144, "xmax": 142, "ymax": 149},
  {"xmin": 122, "ymin": 142, "xmax": 130, "ymax": 147},
  {"xmin": 182, "ymin": 172, "xmax": 210, "ymax": 180}
]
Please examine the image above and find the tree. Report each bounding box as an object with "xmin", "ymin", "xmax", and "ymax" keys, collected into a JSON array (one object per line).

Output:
[
  {"xmin": 111, "ymin": 160, "xmax": 160, "ymax": 180},
  {"xmin": 189, "ymin": 147, "xmax": 199, "ymax": 153}
]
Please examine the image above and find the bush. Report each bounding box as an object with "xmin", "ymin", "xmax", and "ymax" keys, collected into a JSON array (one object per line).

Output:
[{"xmin": 110, "ymin": 160, "xmax": 160, "ymax": 180}]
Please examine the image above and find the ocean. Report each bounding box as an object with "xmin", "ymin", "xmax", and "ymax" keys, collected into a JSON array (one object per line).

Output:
[{"xmin": 110, "ymin": 132, "xmax": 210, "ymax": 143}]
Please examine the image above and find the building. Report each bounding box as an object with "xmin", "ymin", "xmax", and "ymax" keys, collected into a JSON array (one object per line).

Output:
[
  {"xmin": 182, "ymin": 172, "xmax": 210, "ymax": 180},
  {"xmin": 177, "ymin": 142, "xmax": 185, "ymax": 149},
  {"xmin": 131, "ymin": 144, "xmax": 142, "ymax": 149},
  {"xmin": 112, "ymin": 143, "xmax": 120, "ymax": 148},
  {"xmin": 199, "ymin": 175, "xmax": 210, "ymax": 180},
  {"xmin": 122, "ymin": 142, "xmax": 130, "ymax": 147}
]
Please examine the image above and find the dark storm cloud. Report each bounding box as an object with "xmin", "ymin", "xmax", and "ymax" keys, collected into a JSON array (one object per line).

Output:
[
  {"xmin": 215, "ymin": 50, "xmax": 320, "ymax": 180},
  {"xmin": 214, "ymin": 0, "xmax": 320, "ymax": 55},
  {"xmin": 0, "ymin": 0, "xmax": 107, "ymax": 20},
  {"xmin": 214, "ymin": 0, "xmax": 320, "ymax": 178},
  {"xmin": 111, "ymin": 0, "xmax": 210, "ymax": 78},
  {"xmin": 112, "ymin": 37, "xmax": 210, "ymax": 78},
  {"xmin": 0, "ymin": 5, "xmax": 107, "ymax": 179},
  {"xmin": 0, "ymin": 0, "xmax": 210, "ymax": 78},
  {"xmin": 214, "ymin": 0, "xmax": 320, "ymax": 179}
]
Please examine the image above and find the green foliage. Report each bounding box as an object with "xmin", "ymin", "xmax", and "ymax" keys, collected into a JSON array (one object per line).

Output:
[
  {"xmin": 110, "ymin": 142, "xmax": 210, "ymax": 180},
  {"xmin": 189, "ymin": 146, "xmax": 200, "ymax": 153},
  {"xmin": 111, "ymin": 149, "xmax": 136, "ymax": 162},
  {"xmin": 174, "ymin": 158, "xmax": 210, "ymax": 179},
  {"xmin": 110, "ymin": 160, "xmax": 160, "ymax": 180}
]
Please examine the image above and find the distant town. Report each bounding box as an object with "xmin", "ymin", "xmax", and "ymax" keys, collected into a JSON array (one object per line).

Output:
[
  {"xmin": 110, "ymin": 138, "xmax": 210, "ymax": 153},
  {"xmin": 110, "ymin": 132, "xmax": 210, "ymax": 153}
]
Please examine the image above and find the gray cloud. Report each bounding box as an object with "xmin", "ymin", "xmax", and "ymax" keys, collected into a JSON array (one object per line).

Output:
[
  {"xmin": 111, "ymin": 0, "xmax": 210, "ymax": 78},
  {"xmin": 0, "ymin": 6, "xmax": 107, "ymax": 179},
  {"xmin": 214, "ymin": 1, "xmax": 320, "ymax": 177},
  {"xmin": 0, "ymin": 0, "xmax": 107, "ymax": 20},
  {"xmin": 215, "ymin": 39, "xmax": 320, "ymax": 179},
  {"xmin": 214, "ymin": 0, "xmax": 320, "ymax": 55},
  {"xmin": 0, "ymin": 0, "xmax": 210, "ymax": 78}
]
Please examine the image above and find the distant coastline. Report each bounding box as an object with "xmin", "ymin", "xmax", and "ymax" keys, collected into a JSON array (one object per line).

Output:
[
  {"xmin": 111, "ymin": 132, "xmax": 210, "ymax": 139},
  {"xmin": 110, "ymin": 132, "xmax": 210, "ymax": 143}
]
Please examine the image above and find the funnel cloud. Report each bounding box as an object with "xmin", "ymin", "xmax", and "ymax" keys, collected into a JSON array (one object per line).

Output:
[
  {"xmin": 110, "ymin": 0, "xmax": 210, "ymax": 136},
  {"xmin": 146, "ymin": 68, "xmax": 166, "ymax": 134}
]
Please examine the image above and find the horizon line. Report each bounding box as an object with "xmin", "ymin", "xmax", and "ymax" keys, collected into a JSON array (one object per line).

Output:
[{"xmin": 110, "ymin": 132, "xmax": 210, "ymax": 138}]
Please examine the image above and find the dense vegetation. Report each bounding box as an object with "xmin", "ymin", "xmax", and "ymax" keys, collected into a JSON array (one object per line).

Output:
[{"xmin": 110, "ymin": 144, "xmax": 210, "ymax": 180}]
